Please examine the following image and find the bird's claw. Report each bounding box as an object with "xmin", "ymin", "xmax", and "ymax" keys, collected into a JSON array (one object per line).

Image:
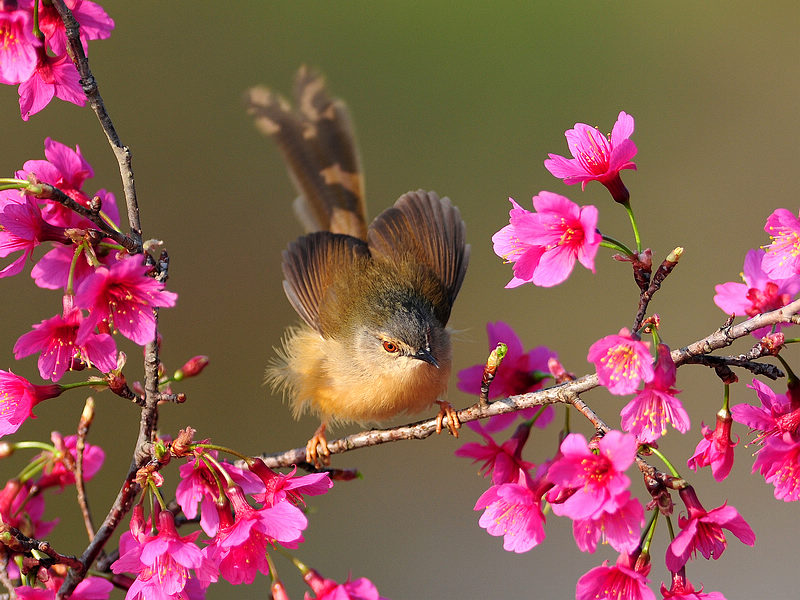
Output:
[
  {"xmin": 435, "ymin": 400, "xmax": 460, "ymax": 437},
  {"xmin": 305, "ymin": 424, "xmax": 331, "ymax": 467}
]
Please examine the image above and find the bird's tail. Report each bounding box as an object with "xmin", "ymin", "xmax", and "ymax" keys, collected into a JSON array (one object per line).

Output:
[{"xmin": 246, "ymin": 66, "xmax": 368, "ymax": 240}]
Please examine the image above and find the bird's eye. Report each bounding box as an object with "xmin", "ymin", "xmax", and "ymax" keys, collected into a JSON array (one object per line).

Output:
[{"xmin": 382, "ymin": 340, "xmax": 399, "ymax": 353}]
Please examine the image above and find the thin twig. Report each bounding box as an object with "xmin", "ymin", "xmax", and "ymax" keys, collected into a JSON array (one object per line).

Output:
[
  {"xmin": 633, "ymin": 248, "xmax": 682, "ymax": 332},
  {"xmin": 75, "ymin": 398, "xmax": 97, "ymax": 543},
  {"xmin": 50, "ymin": 0, "xmax": 142, "ymax": 251},
  {"xmin": 682, "ymin": 355, "xmax": 783, "ymax": 380}
]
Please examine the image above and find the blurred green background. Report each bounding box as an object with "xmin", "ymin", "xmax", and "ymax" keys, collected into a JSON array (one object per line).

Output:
[{"xmin": 1, "ymin": 2, "xmax": 799, "ymax": 598}]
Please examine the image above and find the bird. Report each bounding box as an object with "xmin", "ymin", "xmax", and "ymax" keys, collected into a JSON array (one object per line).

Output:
[{"xmin": 245, "ymin": 67, "xmax": 469, "ymax": 466}]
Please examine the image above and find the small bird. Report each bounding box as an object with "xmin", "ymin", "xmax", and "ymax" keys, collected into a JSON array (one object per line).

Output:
[{"xmin": 246, "ymin": 67, "xmax": 469, "ymax": 466}]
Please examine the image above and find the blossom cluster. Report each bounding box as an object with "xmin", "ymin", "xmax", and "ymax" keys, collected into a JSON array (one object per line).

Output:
[
  {"xmin": 0, "ymin": 138, "xmax": 178, "ymax": 437},
  {"xmin": 0, "ymin": 0, "xmax": 114, "ymax": 120}
]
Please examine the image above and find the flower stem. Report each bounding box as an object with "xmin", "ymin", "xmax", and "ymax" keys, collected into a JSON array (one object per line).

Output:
[
  {"xmin": 622, "ymin": 200, "xmax": 642, "ymax": 253},
  {"xmin": 600, "ymin": 234, "xmax": 635, "ymax": 257},
  {"xmin": 643, "ymin": 445, "xmax": 681, "ymax": 478},
  {"xmin": 639, "ymin": 508, "xmax": 659, "ymax": 555}
]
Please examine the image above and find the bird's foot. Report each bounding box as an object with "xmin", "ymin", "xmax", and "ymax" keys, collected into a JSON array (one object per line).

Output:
[
  {"xmin": 435, "ymin": 400, "xmax": 460, "ymax": 437},
  {"xmin": 305, "ymin": 423, "xmax": 331, "ymax": 467}
]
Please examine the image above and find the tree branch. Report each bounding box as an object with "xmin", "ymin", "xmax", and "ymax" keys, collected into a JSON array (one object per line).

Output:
[{"xmin": 257, "ymin": 298, "xmax": 800, "ymax": 469}]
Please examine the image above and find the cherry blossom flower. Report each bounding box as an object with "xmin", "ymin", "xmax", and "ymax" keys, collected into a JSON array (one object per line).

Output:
[
  {"xmin": 111, "ymin": 508, "xmax": 217, "ymax": 600},
  {"xmin": 75, "ymin": 255, "xmax": 178, "ymax": 346},
  {"xmin": 457, "ymin": 321, "xmax": 555, "ymax": 430},
  {"xmin": 176, "ymin": 453, "xmax": 261, "ymax": 537},
  {"xmin": 16, "ymin": 576, "xmax": 113, "ymax": 600},
  {"xmin": 659, "ymin": 569, "xmax": 726, "ymax": 600},
  {"xmin": 732, "ymin": 379, "xmax": 799, "ymax": 444},
  {"xmin": 714, "ymin": 248, "xmax": 800, "ymax": 337},
  {"xmin": 247, "ymin": 458, "xmax": 333, "ymax": 507},
  {"xmin": 576, "ymin": 552, "xmax": 656, "ymax": 600},
  {"xmin": 37, "ymin": 0, "xmax": 114, "ymax": 56},
  {"xmin": 0, "ymin": 479, "xmax": 57, "ymax": 539},
  {"xmin": 732, "ymin": 379, "xmax": 800, "ymax": 500},
  {"xmin": 762, "ymin": 208, "xmax": 800, "ymax": 279},
  {"xmin": 546, "ymin": 430, "xmax": 637, "ymax": 520},
  {"xmin": 588, "ymin": 329, "xmax": 654, "ymax": 396},
  {"xmin": 303, "ymin": 568, "xmax": 390, "ymax": 600},
  {"xmin": 492, "ymin": 192, "xmax": 600, "ymax": 288},
  {"xmin": 204, "ymin": 486, "xmax": 307, "ymax": 585},
  {"xmin": 686, "ymin": 411, "xmax": 738, "ymax": 482},
  {"xmin": 620, "ymin": 344, "xmax": 689, "ymax": 442},
  {"xmin": 544, "ymin": 111, "xmax": 637, "ymax": 203},
  {"xmin": 572, "ymin": 491, "xmax": 644, "ymax": 554},
  {"xmin": 664, "ymin": 486, "xmax": 755, "ymax": 572},
  {"xmin": 18, "ymin": 51, "xmax": 85, "ymax": 120},
  {"xmin": 35, "ymin": 432, "xmax": 105, "ymax": 490},
  {"xmin": 14, "ymin": 302, "xmax": 117, "ymax": 381},
  {"xmin": 474, "ymin": 473, "xmax": 547, "ymax": 553},
  {"xmin": 456, "ymin": 420, "xmax": 536, "ymax": 484},
  {"xmin": 0, "ymin": 5, "xmax": 38, "ymax": 85},
  {"xmin": 0, "ymin": 195, "xmax": 70, "ymax": 278},
  {"xmin": 0, "ymin": 370, "xmax": 63, "ymax": 437}
]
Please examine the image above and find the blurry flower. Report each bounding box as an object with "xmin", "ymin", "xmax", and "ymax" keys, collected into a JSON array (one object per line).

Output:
[
  {"xmin": 35, "ymin": 432, "xmax": 105, "ymax": 490},
  {"xmin": 18, "ymin": 52, "xmax": 85, "ymax": 120},
  {"xmin": 492, "ymin": 192, "xmax": 600, "ymax": 288},
  {"xmin": 457, "ymin": 321, "xmax": 555, "ymax": 430},
  {"xmin": 0, "ymin": 7, "xmax": 38, "ymax": 84},
  {"xmin": 456, "ymin": 420, "xmax": 535, "ymax": 484},
  {"xmin": 303, "ymin": 568, "xmax": 389, "ymax": 600}
]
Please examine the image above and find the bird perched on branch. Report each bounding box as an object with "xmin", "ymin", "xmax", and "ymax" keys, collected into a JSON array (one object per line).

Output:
[{"xmin": 246, "ymin": 67, "xmax": 469, "ymax": 466}]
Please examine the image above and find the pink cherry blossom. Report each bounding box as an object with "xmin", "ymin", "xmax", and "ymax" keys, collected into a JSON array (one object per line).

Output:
[
  {"xmin": 545, "ymin": 111, "xmax": 637, "ymax": 203},
  {"xmin": 14, "ymin": 303, "xmax": 117, "ymax": 381},
  {"xmin": 474, "ymin": 473, "xmax": 547, "ymax": 553},
  {"xmin": 588, "ymin": 329, "xmax": 654, "ymax": 396},
  {"xmin": 686, "ymin": 412, "xmax": 738, "ymax": 482},
  {"xmin": 572, "ymin": 491, "xmax": 644, "ymax": 554},
  {"xmin": 456, "ymin": 420, "xmax": 536, "ymax": 484},
  {"xmin": 111, "ymin": 509, "xmax": 217, "ymax": 600},
  {"xmin": 659, "ymin": 569, "xmax": 727, "ymax": 600},
  {"xmin": 0, "ymin": 195, "xmax": 70, "ymax": 278},
  {"xmin": 35, "ymin": 432, "xmax": 105, "ymax": 490},
  {"xmin": 18, "ymin": 51, "xmax": 85, "ymax": 120},
  {"xmin": 576, "ymin": 552, "xmax": 656, "ymax": 600},
  {"xmin": 457, "ymin": 321, "xmax": 555, "ymax": 430},
  {"xmin": 665, "ymin": 486, "xmax": 755, "ymax": 572},
  {"xmin": 0, "ymin": 5, "xmax": 39, "ymax": 84},
  {"xmin": 0, "ymin": 370, "xmax": 63, "ymax": 437},
  {"xmin": 38, "ymin": 0, "xmax": 114, "ymax": 56},
  {"xmin": 75, "ymin": 255, "xmax": 178, "ymax": 346},
  {"xmin": 16, "ymin": 577, "xmax": 113, "ymax": 600},
  {"xmin": 176, "ymin": 453, "xmax": 262, "ymax": 537},
  {"xmin": 546, "ymin": 430, "xmax": 637, "ymax": 520},
  {"xmin": 714, "ymin": 248, "xmax": 800, "ymax": 336},
  {"xmin": 0, "ymin": 479, "xmax": 57, "ymax": 540},
  {"xmin": 762, "ymin": 208, "xmax": 800, "ymax": 279},
  {"xmin": 247, "ymin": 458, "xmax": 333, "ymax": 507},
  {"xmin": 492, "ymin": 192, "xmax": 600, "ymax": 288},
  {"xmin": 732, "ymin": 380, "xmax": 800, "ymax": 500},
  {"xmin": 303, "ymin": 568, "xmax": 390, "ymax": 600},
  {"xmin": 204, "ymin": 486, "xmax": 307, "ymax": 585},
  {"xmin": 620, "ymin": 344, "xmax": 689, "ymax": 442}
]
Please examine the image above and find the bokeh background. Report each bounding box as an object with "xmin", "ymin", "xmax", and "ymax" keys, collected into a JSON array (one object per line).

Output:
[{"xmin": 1, "ymin": 2, "xmax": 799, "ymax": 598}]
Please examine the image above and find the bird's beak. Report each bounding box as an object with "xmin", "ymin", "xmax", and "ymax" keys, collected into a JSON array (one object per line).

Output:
[{"xmin": 413, "ymin": 347, "xmax": 439, "ymax": 368}]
